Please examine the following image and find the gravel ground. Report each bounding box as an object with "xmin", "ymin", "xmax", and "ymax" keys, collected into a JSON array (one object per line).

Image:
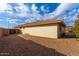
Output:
[{"xmin": 0, "ymin": 34, "xmax": 79, "ymax": 56}]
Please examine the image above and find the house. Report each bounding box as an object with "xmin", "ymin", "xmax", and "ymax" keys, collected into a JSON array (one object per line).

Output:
[
  {"xmin": 64, "ymin": 26, "xmax": 75, "ymax": 38},
  {"xmin": 0, "ymin": 28, "xmax": 16, "ymax": 37},
  {"xmin": 0, "ymin": 28, "xmax": 4, "ymax": 37},
  {"xmin": 0, "ymin": 28, "xmax": 9, "ymax": 37},
  {"xmin": 16, "ymin": 20, "xmax": 65, "ymax": 38},
  {"xmin": 0, "ymin": 27, "xmax": 21, "ymax": 37}
]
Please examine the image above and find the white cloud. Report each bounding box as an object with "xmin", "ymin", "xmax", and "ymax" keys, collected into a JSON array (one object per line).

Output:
[
  {"xmin": 31, "ymin": 4, "xmax": 37, "ymax": 11},
  {"xmin": 40, "ymin": 5, "xmax": 49, "ymax": 13},
  {"xmin": 58, "ymin": 8, "xmax": 79, "ymax": 26},
  {"xmin": 25, "ymin": 19, "xmax": 32, "ymax": 23},
  {"xmin": 15, "ymin": 3, "xmax": 29, "ymax": 13},
  {"xmin": 14, "ymin": 3, "xmax": 31, "ymax": 17},
  {"xmin": 0, "ymin": 19, "xmax": 3, "ymax": 21},
  {"xmin": 6, "ymin": 18, "xmax": 20, "ymax": 24},
  {"xmin": 0, "ymin": 3, "xmax": 13, "ymax": 14},
  {"xmin": 68, "ymin": 9, "xmax": 77, "ymax": 16},
  {"xmin": 55, "ymin": 3, "xmax": 74, "ymax": 15},
  {"xmin": 0, "ymin": 3, "xmax": 8, "ymax": 11},
  {"xmin": 49, "ymin": 3, "xmax": 79, "ymax": 18},
  {"xmin": 41, "ymin": 5, "xmax": 45, "ymax": 11},
  {"xmin": 42, "ymin": 12, "xmax": 56, "ymax": 20},
  {"xmin": 0, "ymin": 3, "xmax": 79, "ymax": 27},
  {"xmin": 38, "ymin": 3, "xmax": 79, "ymax": 21},
  {"xmin": 15, "ymin": 3, "xmax": 79, "ymax": 25},
  {"xmin": 31, "ymin": 4, "xmax": 39, "ymax": 13},
  {"xmin": 77, "ymin": 8, "xmax": 79, "ymax": 13},
  {"xmin": 16, "ymin": 12, "xmax": 27, "ymax": 17},
  {"xmin": 16, "ymin": 4, "xmax": 41, "ymax": 22}
]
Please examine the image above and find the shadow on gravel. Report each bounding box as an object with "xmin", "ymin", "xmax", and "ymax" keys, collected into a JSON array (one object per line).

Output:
[{"xmin": 0, "ymin": 34, "xmax": 66, "ymax": 56}]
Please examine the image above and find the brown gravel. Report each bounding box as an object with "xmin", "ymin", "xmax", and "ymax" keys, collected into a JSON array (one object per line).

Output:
[{"xmin": 0, "ymin": 34, "xmax": 79, "ymax": 56}]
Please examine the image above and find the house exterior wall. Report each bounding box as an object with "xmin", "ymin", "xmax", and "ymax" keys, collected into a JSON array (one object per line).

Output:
[
  {"xmin": 0, "ymin": 28, "xmax": 4, "ymax": 37},
  {"xmin": 3, "ymin": 29, "xmax": 9, "ymax": 36},
  {"xmin": 20, "ymin": 25, "xmax": 59, "ymax": 38},
  {"xmin": 0, "ymin": 28, "xmax": 10, "ymax": 37},
  {"xmin": 0, "ymin": 28, "xmax": 8, "ymax": 37}
]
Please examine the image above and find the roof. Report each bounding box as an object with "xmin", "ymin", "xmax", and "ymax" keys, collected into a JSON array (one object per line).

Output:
[
  {"xmin": 16, "ymin": 20, "xmax": 65, "ymax": 28},
  {"xmin": 0, "ymin": 28, "xmax": 6, "ymax": 29}
]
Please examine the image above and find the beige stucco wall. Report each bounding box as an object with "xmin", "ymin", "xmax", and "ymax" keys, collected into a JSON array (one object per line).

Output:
[{"xmin": 20, "ymin": 25, "xmax": 59, "ymax": 38}]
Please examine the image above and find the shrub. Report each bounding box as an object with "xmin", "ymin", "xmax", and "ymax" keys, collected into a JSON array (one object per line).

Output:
[{"xmin": 73, "ymin": 20, "xmax": 79, "ymax": 38}]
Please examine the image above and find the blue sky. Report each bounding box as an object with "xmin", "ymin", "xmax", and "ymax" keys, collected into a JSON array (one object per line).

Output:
[{"xmin": 0, "ymin": 3, "xmax": 79, "ymax": 28}]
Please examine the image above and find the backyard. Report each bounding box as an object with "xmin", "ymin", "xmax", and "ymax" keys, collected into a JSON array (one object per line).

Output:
[{"xmin": 0, "ymin": 34, "xmax": 79, "ymax": 56}]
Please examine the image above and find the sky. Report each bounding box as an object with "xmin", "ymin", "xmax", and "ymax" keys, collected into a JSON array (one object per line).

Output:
[{"xmin": 0, "ymin": 3, "xmax": 79, "ymax": 28}]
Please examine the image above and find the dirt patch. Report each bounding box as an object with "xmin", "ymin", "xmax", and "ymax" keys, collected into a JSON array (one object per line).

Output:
[{"xmin": 0, "ymin": 34, "xmax": 79, "ymax": 56}]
